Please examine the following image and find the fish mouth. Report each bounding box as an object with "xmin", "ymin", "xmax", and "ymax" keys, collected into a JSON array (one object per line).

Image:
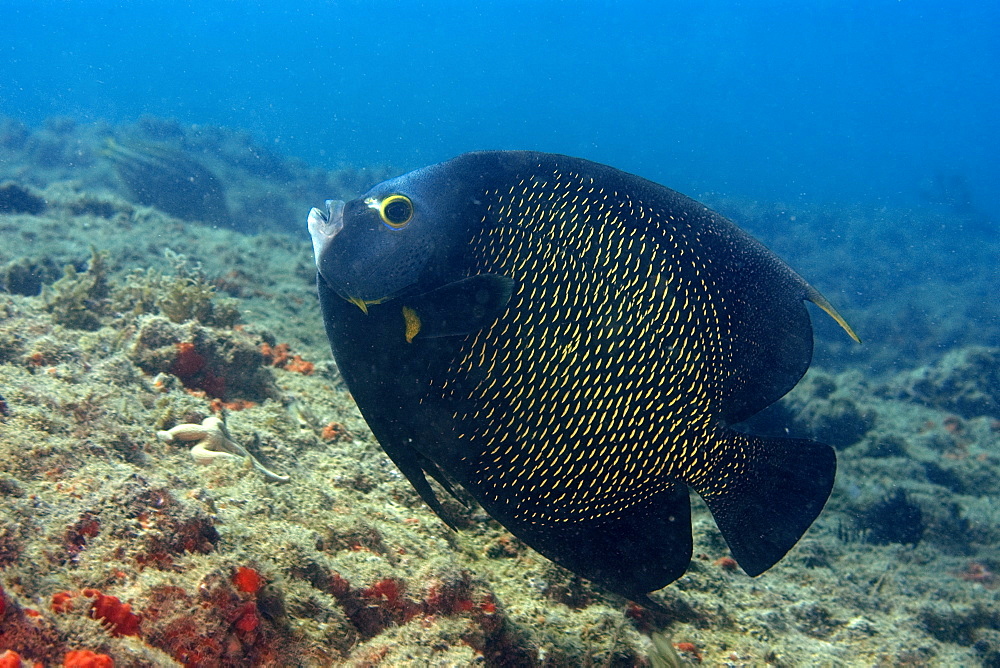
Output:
[
  {"xmin": 308, "ymin": 200, "xmax": 385, "ymax": 312},
  {"xmin": 307, "ymin": 200, "xmax": 345, "ymax": 270}
]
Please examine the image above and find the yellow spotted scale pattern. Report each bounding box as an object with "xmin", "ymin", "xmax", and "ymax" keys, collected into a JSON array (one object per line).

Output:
[{"xmin": 421, "ymin": 164, "xmax": 737, "ymax": 526}]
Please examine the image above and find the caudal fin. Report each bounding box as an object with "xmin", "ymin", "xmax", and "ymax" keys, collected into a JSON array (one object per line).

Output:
[{"xmin": 693, "ymin": 431, "xmax": 836, "ymax": 576}]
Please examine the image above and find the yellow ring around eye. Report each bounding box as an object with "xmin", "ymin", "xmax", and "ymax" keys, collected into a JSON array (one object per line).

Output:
[{"xmin": 379, "ymin": 194, "xmax": 414, "ymax": 228}]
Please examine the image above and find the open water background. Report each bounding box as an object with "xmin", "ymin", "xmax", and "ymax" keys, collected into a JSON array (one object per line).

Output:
[{"xmin": 2, "ymin": 0, "xmax": 997, "ymax": 221}]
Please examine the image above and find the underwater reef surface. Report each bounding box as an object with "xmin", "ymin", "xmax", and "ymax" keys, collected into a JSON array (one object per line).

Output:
[
  {"xmin": 0, "ymin": 115, "xmax": 394, "ymax": 236},
  {"xmin": 0, "ymin": 118, "xmax": 999, "ymax": 666}
]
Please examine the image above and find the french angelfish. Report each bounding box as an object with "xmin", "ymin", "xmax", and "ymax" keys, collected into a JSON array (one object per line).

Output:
[{"xmin": 308, "ymin": 151, "xmax": 858, "ymax": 602}]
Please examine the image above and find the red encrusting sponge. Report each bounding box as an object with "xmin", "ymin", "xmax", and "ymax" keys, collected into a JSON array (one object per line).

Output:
[
  {"xmin": 63, "ymin": 649, "xmax": 114, "ymax": 668},
  {"xmin": 232, "ymin": 566, "xmax": 264, "ymax": 594}
]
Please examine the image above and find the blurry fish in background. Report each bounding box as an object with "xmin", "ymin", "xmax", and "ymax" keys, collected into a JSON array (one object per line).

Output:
[{"xmin": 103, "ymin": 139, "xmax": 233, "ymax": 229}]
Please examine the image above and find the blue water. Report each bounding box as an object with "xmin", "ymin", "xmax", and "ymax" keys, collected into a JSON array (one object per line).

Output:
[{"xmin": 1, "ymin": 0, "xmax": 997, "ymax": 219}]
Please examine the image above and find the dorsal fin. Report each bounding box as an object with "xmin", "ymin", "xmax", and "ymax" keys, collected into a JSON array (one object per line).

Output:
[{"xmin": 805, "ymin": 285, "xmax": 861, "ymax": 343}]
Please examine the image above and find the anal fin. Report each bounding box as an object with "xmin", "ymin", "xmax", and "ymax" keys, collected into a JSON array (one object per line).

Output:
[{"xmin": 475, "ymin": 480, "xmax": 694, "ymax": 600}]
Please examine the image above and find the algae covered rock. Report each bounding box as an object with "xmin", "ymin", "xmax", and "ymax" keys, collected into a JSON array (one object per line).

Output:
[
  {"xmin": 898, "ymin": 346, "xmax": 1000, "ymax": 418},
  {"xmin": 0, "ymin": 181, "xmax": 46, "ymax": 214},
  {"xmin": 758, "ymin": 370, "xmax": 877, "ymax": 449},
  {"xmin": 127, "ymin": 315, "xmax": 277, "ymax": 402},
  {"xmin": 797, "ymin": 393, "xmax": 876, "ymax": 449},
  {"xmin": 0, "ymin": 256, "xmax": 60, "ymax": 296}
]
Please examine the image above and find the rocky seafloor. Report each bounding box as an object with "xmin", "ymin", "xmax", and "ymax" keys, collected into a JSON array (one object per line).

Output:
[{"xmin": 0, "ymin": 117, "xmax": 999, "ymax": 667}]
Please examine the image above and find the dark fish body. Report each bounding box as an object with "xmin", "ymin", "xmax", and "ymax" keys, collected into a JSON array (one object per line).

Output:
[
  {"xmin": 309, "ymin": 151, "xmax": 857, "ymax": 601},
  {"xmin": 104, "ymin": 139, "xmax": 232, "ymax": 228}
]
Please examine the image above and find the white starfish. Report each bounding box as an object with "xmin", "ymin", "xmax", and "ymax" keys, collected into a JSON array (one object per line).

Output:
[{"xmin": 156, "ymin": 416, "xmax": 290, "ymax": 483}]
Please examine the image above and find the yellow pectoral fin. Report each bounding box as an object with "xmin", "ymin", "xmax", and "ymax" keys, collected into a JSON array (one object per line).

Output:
[{"xmin": 402, "ymin": 306, "xmax": 422, "ymax": 343}]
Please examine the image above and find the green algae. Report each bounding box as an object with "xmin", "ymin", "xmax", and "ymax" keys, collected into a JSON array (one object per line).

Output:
[
  {"xmin": 113, "ymin": 249, "xmax": 240, "ymax": 327},
  {"xmin": 42, "ymin": 248, "xmax": 110, "ymax": 330},
  {"xmin": 40, "ymin": 245, "xmax": 239, "ymax": 332}
]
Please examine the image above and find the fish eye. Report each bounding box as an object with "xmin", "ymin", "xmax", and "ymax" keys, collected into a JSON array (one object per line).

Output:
[{"xmin": 379, "ymin": 194, "xmax": 414, "ymax": 229}]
